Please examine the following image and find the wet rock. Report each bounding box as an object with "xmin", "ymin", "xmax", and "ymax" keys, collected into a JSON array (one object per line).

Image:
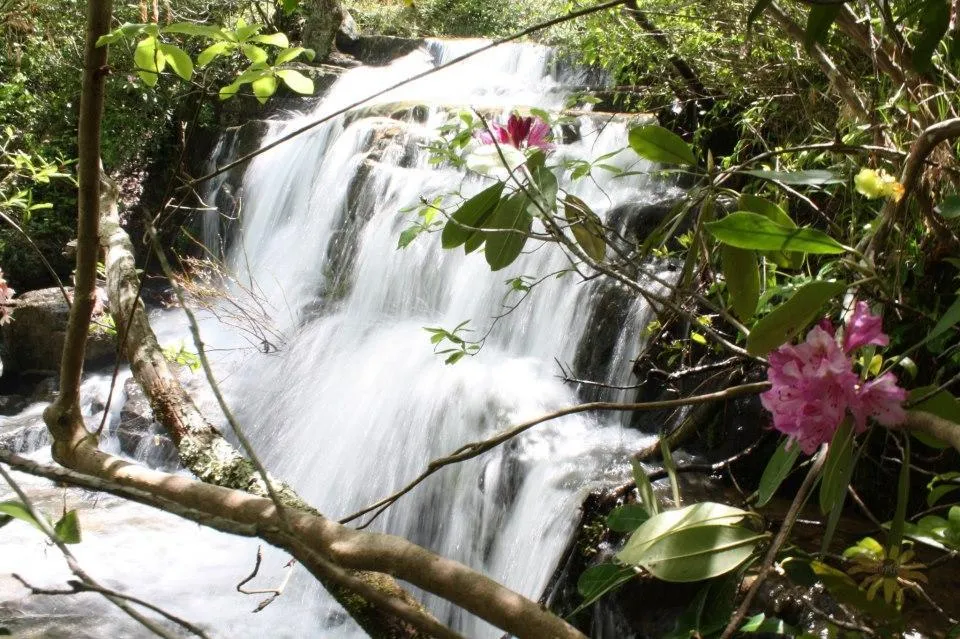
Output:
[
  {"xmin": 339, "ymin": 35, "xmax": 425, "ymax": 66},
  {"xmin": 300, "ymin": 0, "xmax": 346, "ymax": 62},
  {"xmin": 335, "ymin": 9, "xmax": 361, "ymax": 50},
  {"xmin": 115, "ymin": 378, "xmax": 179, "ymax": 470},
  {"xmin": 0, "ymin": 394, "xmax": 27, "ymax": 416},
  {"xmin": 571, "ymin": 282, "xmax": 637, "ymax": 402},
  {"xmin": 0, "ymin": 405, "xmax": 49, "ymax": 453},
  {"xmin": 0, "ymin": 288, "xmax": 116, "ymax": 377}
]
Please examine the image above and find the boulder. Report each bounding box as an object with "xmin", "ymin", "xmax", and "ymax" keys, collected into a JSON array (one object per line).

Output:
[
  {"xmin": 300, "ymin": 0, "xmax": 347, "ymax": 62},
  {"xmin": 339, "ymin": 35, "xmax": 426, "ymax": 66},
  {"xmin": 115, "ymin": 377, "xmax": 179, "ymax": 470},
  {"xmin": 0, "ymin": 287, "xmax": 116, "ymax": 377}
]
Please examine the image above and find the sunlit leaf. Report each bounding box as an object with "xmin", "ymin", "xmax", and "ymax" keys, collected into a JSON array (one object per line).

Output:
[
  {"xmin": 252, "ymin": 32, "xmax": 290, "ymax": 48},
  {"xmin": 637, "ymin": 525, "xmax": 764, "ymax": 582},
  {"xmin": 756, "ymin": 437, "xmax": 800, "ymax": 507},
  {"xmin": 54, "ymin": 510, "xmax": 81, "ymax": 544},
  {"xmin": 628, "ymin": 125, "xmax": 696, "ymax": 166},
  {"xmin": 746, "ymin": 280, "xmax": 846, "ymax": 355},
  {"xmin": 607, "ymin": 504, "xmax": 650, "ymax": 533},
  {"xmin": 740, "ymin": 169, "xmax": 841, "ymax": 186},
  {"xmin": 440, "ymin": 182, "xmax": 505, "ymax": 249},
  {"xmin": 198, "ymin": 41, "xmax": 233, "ymax": 66},
  {"xmin": 721, "ymin": 245, "xmax": 759, "ymax": 320},
  {"xmin": 276, "ymin": 69, "xmax": 314, "ymax": 95},
  {"xmin": 484, "ymin": 194, "xmax": 532, "ymax": 271},
  {"xmin": 565, "ymin": 194, "xmax": 606, "ymax": 262},
  {"xmin": 158, "ymin": 43, "xmax": 193, "ymax": 81},
  {"xmin": 251, "ymin": 75, "xmax": 278, "ymax": 104},
  {"xmin": 706, "ymin": 212, "xmax": 846, "ymax": 254}
]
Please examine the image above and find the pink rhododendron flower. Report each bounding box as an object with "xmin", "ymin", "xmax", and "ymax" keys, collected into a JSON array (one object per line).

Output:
[
  {"xmin": 0, "ymin": 268, "xmax": 14, "ymax": 326},
  {"xmin": 843, "ymin": 301, "xmax": 889, "ymax": 353},
  {"xmin": 761, "ymin": 326, "xmax": 860, "ymax": 453},
  {"xmin": 477, "ymin": 113, "xmax": 554, "ymax": 151},
  {"xmin": 761, "ymin": 303, "xmax": 906, "ymax": 454},
  {"xmin": 852, "ymin": 372, "xmax": 907, "ymax": 428}
]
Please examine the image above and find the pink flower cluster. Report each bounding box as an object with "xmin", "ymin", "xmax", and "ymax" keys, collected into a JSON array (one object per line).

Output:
[
  {"xmin": 760, "ymin": 302, "xmax": 907, "ymax": 454},
  {"xmin": 477, "ymin": 113, "xmax": 553, "ymax": 151}
]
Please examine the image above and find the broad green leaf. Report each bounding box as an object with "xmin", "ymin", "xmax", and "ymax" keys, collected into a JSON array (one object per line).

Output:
[
  {"xmin": 198, "ymin": 41, "xmax": 233, "ymax": 66},
  {"xmin": 706, "ymin": 212, "xmax": 846, "ymax": 254},
  {"xmin": 158, "ymin": 43, "xmax": 193, "ymax": 81},
  {"xmin": 746, "ymin": 280, "xmax": 846, "ymax": 355},
  {"xmin": 939, "ymin": 195, "xmax": 960, "ymax": 219},
  {"xmin": 738, "ymin": 193, "xmax": 803, "ymax": 269},
  {"xmin": 281, "ymin": 0, "xmax": 300, "ymax": 14},
  {"xmin": 617, "ymin": 502, "xmax": 753, "ymax": 565},
  {"xmin": 740, "ymin": 169, "xmax": 842, "ymax": 186},
  {"xmin": 161, "ymin": 22, "xmax": 219, "ymax": 36},
  {"xmin": 637, "ymin": 525, "xmax": 764, "ymax": 582},
  {"xmin": 484, "ymin": 194, "xmax": 532, "ymax": 271},
  {"xmin": 565, "ymin": 194, "xmax": 606, "ymax": 262},
  {"xmin": 440, "ymin": 182, "xmax": 505, "ymax": 249},
  {"xmin": 805, "ymin": 5, "xmax": 841, "ymax": 48},
  {"xmin": 218, "ymin": 80, "xmax": 243, "ymax": 100},
  {"xmin": 912, "ymin": 0, "xmax": 950, "ymax": 73},
  {"xmin": 276, "ymin": 69, "xmax": 314, "ymax": 95},
  {"xmin": 528, "ymin": 153, "xmax": 558, "ymax": 215},
  {"xmin": 927, "ymin": 485, "xmax": 960, "ymax": 507},
  {"xmin": 819, "ymin": 419, "xmax": 854, "ymax": 516},
  {"xmin": 253, "ymin": 32, "xmax": 290, "ymax": 48},
  {"xmin": 0, "ymin": 501, "xmax": 45, "ymax": 533},
  {"xmin": 235, "ymin": 21, "xmax": 260, "ymax": 42},
  {"xmin": 242, "ymin": 43, "xmax": 269, "ymax": 64},
  {"xmin": 251, "ymin": 75, "xmax": 278, "ymax": 104},
  {"xmin": 275, "ymin": 46, "xmax": 310, "ymax": 65},
  {"xmin": 397, "ymin": 226, "xmax": 420, "ymax": 249},
  {"xmin": 573, "ymin": 563, "xmax": 635, "ymax": 612},
  {"xmin": 740, "ymin": 613, "xmax": 796, "ymax": 634},
  {"xmin": 632, "ymin": 459, "xmax": 659, "ymax": 516},
  {"xmin": 665, "ymin": 574, "xmax": 738, "ymax": 639},
  {"xmin": 721, "ymin": 245, "xmax": 759, "ymax": 320},
  {"xmin": 54, "ymin": 510, "xmax": 81, "ymax": 544},
  {"xmin": 628, "ymin": 125, "xmax": 696, "ymax": 166},
  {"xmin": 134, "ymin": 36, "xmax": 162, "ymax": 86},
  {"xmin": 607, "ymin": 504, "xmax": 650, "ymax": 533},
  {"xmin": 756, "ymin": 437, "xmax": 801, "ymax": 507},
  {"xmin": 929, "ymin": 294, "xmax": 960, "ymax": 341}
]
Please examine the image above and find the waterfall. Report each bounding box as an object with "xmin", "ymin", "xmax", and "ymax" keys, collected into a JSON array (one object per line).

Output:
[{"xmin": 1, "ymin": 39, "xmax": 676, "ymax": 638}]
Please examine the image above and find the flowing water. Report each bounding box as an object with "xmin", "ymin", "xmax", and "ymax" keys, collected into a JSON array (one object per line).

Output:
[{"xmin": 2, "ymin": 39, "xmax": 676, "ymax": 637}]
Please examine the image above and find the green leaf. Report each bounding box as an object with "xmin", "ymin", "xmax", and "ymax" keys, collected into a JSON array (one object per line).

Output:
[
  {"xmin": 607, "ymin": 504, "xmax": 651, "ymax": 533},
  {"xmin": 565, "ymin": 194, "xmax": 606, "ymax": 262},
  {"xmin": 929, "ymin": 295, "xmax": 960, "ymax": 341},
  {"xmin": 218, "ymin": 80, "xmax": 243, "ymax": 100},
  {"xmin": 275, "ymin": 46, "xmax": 310, "ymax": 65},
  {"xmin": 484, "ymin": 194, "xmax": 532, "ymax": 271},
  {"xmin": 740, "ymin": 613, "xmax": 796, "ymax": 634},
  {"xmin": 665, "ymin": 574, "xmax": 738, "ymax": 639},
  {"xmin": 939, "ymin": 195, "xmax": 960, "ymax": 219},
  {"xmin": 251, "ymin": 75, "xmax": 278, "ymax": 104},
  {"xmin": 528, "ymin": 153, "xmax": 558, "ymax": 215},
  {"xmin": 54, "ymin": 510, "xmax": 81, "ymax": 544},
  {"xmin": 242, "ymin": 43, "xmax": 269, "ymax": 64},
  {"xmin": 756, "ymin": 437, "xmax": 801, "ymax": 507},
  {"xmin": 574, "ymin": 563, "xmax": 635, "ymax": 612},
  {"xmin": 706, "ymin": 212, "xmax": 846, "ymax": 254},
  {"xmin": 158, "ymin": 43, "xmax": 193, "ymax": 81},
  {"xmin": 198, "ymin": 41, "xmax": 233, "ymax": 66},
  {"xmin": 738, "ymin": 194, "xmax": 803, "ymax": 269},
  {"xmin": 440, "ymin": 182, "xmax": 505, "ymax": 249},
  {"xmin": 617, "ymin": 502, "xmax": 754, "ymax": 565},
  {"xmin": 805, "ymin": 5, "xmax": 841, "ymax": 48},
  {"xmin": 397, "ymin": 226, "xmax": 420, "ymax": 249},
  {"xmin": 746, "ymin": 280, "xmax": 846, "ymax": 355},
  {"xmin": 281, "ymin": 0, "xmax": 300, "ymax": 13},
  {"xmin": 912, "ymin": 0, "xmax": 950, "ymax": 73},
  {"xmin": 161, "ymin": 22, "xmax": 219, "ymax": 36},
  {"xmin": 811, "ymin": 561, "xmax": 902, "ymax": 621},
  {"xmin": 276, "ymin": 69, "xmax": 314, "ymax": 95},
  {"xmin": 253, "ymin": 32, "xmax": 290, "ymax": 48},
  {"xmin": 636, "ymin": 525, "xmax": 764, "ymax": 582},
  {"xmin": 908, "ymin": 386, "xmax": 960, "ymax": 448},
  {"xmin": 740, "ymin": 169, "xmax": 841, "ymax": 186},
  {"xmin": 632, "ymin": 459, "xmax": 659, "ymax": 516},
  {"xmin": 0, "ymin": 501, "xmax": 45, "ymax": 533},
  {"xmin": 134, "ymin": 36, "xmax": 162, "ymax": 86},
  {"xmin": 928, "ymin": 484, "xmax": 960, "ymax": 507},
  {"xmin": 721, "ymin": 245, "xmax": 760, "ymax": 320},
  {"xmin": 628, "ymin": 125, "xmax": 696, "ymax": 166},
  {"xmin": 819, "ymin": 419, "xmax": 854, "ymax": 516}
]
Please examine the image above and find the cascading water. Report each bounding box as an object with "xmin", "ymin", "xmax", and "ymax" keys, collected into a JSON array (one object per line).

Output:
[{"xmin": 1, "ymin": 39, "xmax": 677, "ymax": 638}]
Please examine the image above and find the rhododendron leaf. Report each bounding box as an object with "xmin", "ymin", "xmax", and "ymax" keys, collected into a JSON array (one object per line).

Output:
[
  {"xmin": 633, "ymin": 526, "xmax": 765, "ymax": 582},
  {"xmin": 617, "ymin": 502, "xmax": 754, "ymax": 565},
  {"xmin": 738, "ymin": 194, "xmax": 803, "ymax": 269},
  {"xmin": 756, "ymin": 437, "xmax": 801, "ymax": 507},
  {"xmin": 607, "ymin": 504, "xmax": 650, "ymax": 533},
  {"xmin": 565, "ymin": 194, "xmax": 606, "ymax": 262},
  {"xmin": 746, "ymin": 280, "xmax": 846, "ymax": 355},
  {"xmin": 628, "ymin": 125, "xmax": 696, "ymax": 166},
  {"xmin": 907, "ymin": 386, "xmax": 960, "ymax": 449},
  {"xmin": 819, "ymin": 419, "xmax": 855, "ymax": 516},
  {"xmin": 484, "ymin": 194, "xmax": 532, "ymax": 271},
  {"xmin": 740, "ymin": 169, "xmax": 841, "ymax": 186},
  {"xmin": 574, "ymin": 563, "xmax": 635, "ymax": 613},
  {"xmin": 929, "ymin": 294, "xmax": 960, "ymax": 341},
  {"xmin": 721, "ymin": 245, "xmax": 759, "ymax": 320},
  {"xmin": 440, "ymin": 182, "xmax": 505, "ymax": 249},
  {"xmin": 632, "ymin": 459, "xmax": 659, "ymax": 516},
  {"xmin": 706, "ymin": 212, "xmax": 845, "ymax": 254}
]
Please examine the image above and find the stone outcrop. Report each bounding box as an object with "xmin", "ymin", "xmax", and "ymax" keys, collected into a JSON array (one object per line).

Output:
[{"xmin": 0, "ymin": 287, "xmax": 115, "ymax": 377}]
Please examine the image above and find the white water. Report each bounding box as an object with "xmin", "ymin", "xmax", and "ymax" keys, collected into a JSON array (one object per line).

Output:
[{"xmin": 2, "ymin": 39, "xmax": 674, "ymax": 637}]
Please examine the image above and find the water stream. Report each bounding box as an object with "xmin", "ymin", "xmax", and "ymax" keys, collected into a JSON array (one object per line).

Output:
[{"xmin": 2, "ymin": 39, "xmax": 675, "ymax": 637}]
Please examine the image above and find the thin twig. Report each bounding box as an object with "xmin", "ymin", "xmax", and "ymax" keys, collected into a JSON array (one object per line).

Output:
[{"xmin": 340, "ymin": 382, "xmax": 770, "ymax": 526}]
